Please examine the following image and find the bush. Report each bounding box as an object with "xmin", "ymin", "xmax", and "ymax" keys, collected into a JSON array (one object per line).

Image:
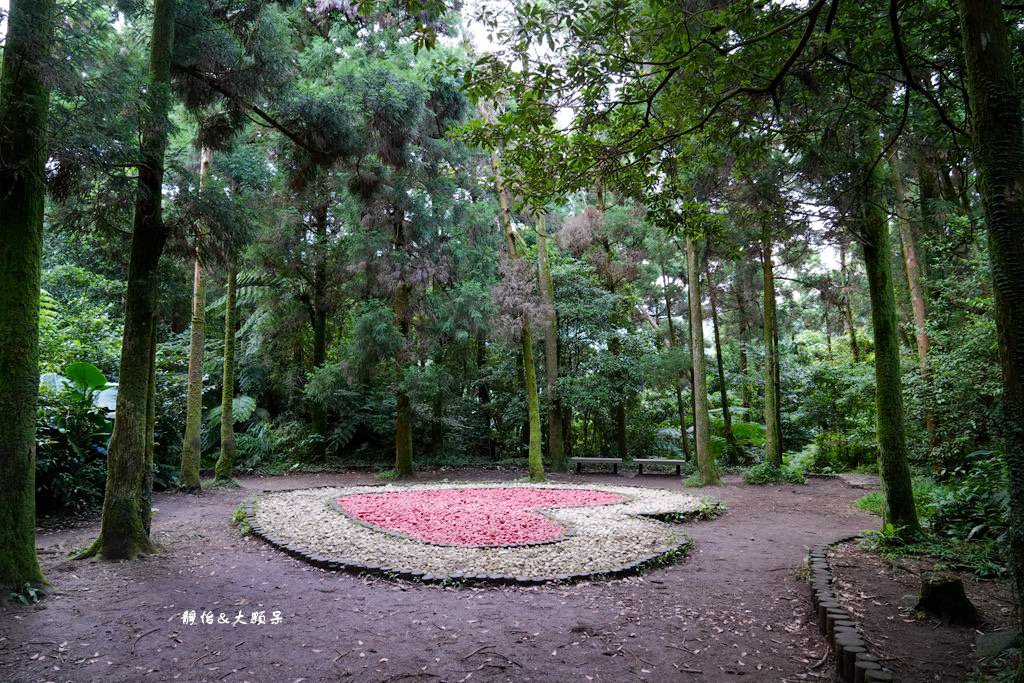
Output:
[
  {"xmin": 743, "ymin": 461, "xmax": 805, "ymax": 485},
  {"xmin": 35, "ymin": 362, "xmax": 114, "ymax": 513},
  {"xmin": 930, "ymin": 450, "xmax": 1009, "ymax": 546}
]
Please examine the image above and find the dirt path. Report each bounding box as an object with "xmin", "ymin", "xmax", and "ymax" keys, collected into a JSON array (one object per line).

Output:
[{"xmin": 0, "ymin": 472, "xmax": 875, "ymax": 682}]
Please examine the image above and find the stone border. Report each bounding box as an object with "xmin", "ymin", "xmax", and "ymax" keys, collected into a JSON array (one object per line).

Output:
[
  {"xmin": 807, "ymin": 536, "xmax": 899, "ymax": 682},
  {"xmin": 243, "ymin": 497, "xmax": 694, "ymax": 586}
]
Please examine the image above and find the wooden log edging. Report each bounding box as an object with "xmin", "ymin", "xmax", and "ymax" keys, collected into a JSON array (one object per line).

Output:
[
  {"xmin": 243, "ymin": 497, "xmax": 693, "ymax": 587},
  {"xmin": 808, "ymin": 536, "xmax": 898, "ymax": 682}
]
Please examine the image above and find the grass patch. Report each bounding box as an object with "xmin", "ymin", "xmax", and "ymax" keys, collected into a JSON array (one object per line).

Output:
[
  {"xmin": 231, "ymin": 502, "xmax": 252, "ymax": 535},
  {"xmin": 375, "ymin": 469, "xmax": 401, "ymax": 481},
  {"xmin": 743, "ymin": 462, "xmax": 805, "ymax": 485}
]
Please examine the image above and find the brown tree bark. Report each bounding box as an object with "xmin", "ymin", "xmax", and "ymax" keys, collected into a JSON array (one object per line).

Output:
[
  {"xmin": 705, "ymin": 260, "xmax": 742, "ymax": 462},
  {"xmin": 956, "ymin": 2, "xmax": 1024, "ymax": 658},
  {"xmin": 0, "ymin": 0, "xmax": 53, "ymax": 588},
  {"xmin": 660, "ymin": 260, "xmax": 693, "ymax": 461},
  {"xmin": 686, "ymin": 237, "xmax": 719, "ymax": 485},
  {"xmin": 761, "ymin": 229, "xmax": 784, "ymax": 466},
  {"xmin": 536, "ymin": 214, "xmax": 566, "ymax": 471}
]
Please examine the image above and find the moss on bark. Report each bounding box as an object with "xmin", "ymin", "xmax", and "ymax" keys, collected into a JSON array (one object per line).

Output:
[
  {"xmin": 0, "ymin": 0, "xmax": 53, "ymax": 590},
  {"xmin": 858, "ymin": 130, "xmax": 921, "ymax": 539},
  {"xmin": 214, "ymin": 266, "xmax": 237, "ymax": 483},
  {"xmin": 687, "ymin": 237, "xmax": 719, "ymax": 486}
]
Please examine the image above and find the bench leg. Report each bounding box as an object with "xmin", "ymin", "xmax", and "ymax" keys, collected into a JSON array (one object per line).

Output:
[
  {"xmin": 638, "ymin": 464, "xmax": 643, "ymax": 475},
  {"xmin": 675, "ymin": 464, "xmax": 681, "ymax": 476},
  {"xmin": 613, "ymin": 463, "xmax": 618, "ymax": 474},
  {"xmin": 576, "ymin": 461, "xmax": 581, "ymax": 473}
]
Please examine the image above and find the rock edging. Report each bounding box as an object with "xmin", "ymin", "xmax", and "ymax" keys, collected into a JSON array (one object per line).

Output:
[
  {"xmin": 243, "ymin": 497, "xmax": 693, "ymax": 587},
  {"xmin": 807, "ymin": 536, "xmax": 898, "ymax": 682}
]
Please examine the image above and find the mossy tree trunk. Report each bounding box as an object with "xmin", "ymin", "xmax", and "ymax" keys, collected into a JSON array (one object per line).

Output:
[
  {"xmin": 214, "ymin": 266, "xmax": 237, "ymax": 483},
  {"xmin": 0, "ymin": 0, "xmax": 53, "ymax": 590},
  {"xmin": 180, "ymin": 147, "xmax": 211, "ymax": 492},
  {"xmin": 705, "ymin": 260, "xmax": 742, "ymax": 463},
  {"xmin": 761, "ymin": 229, "xmax": 784, "ymax": 466},
  {"xmin": 488, "ymin": 144, "xmax": 544, "ymax": 481},
  {"xmin": 686, "ymin": 236, "xmax": 719, "ymax": 485},
  {"xmin": 81, "ymin": 0, "xmax": 175, "ymax": 560},
  {"xmin": 536, "ymin": 214, "xmax": 566, "ymax": 471},
  {"xmin": 956, "ymin": 0, "xmax": 1024, "ymax": 658},
  {"xmin": 857, "ymin": 130, "xmax": 921, "ymax": 538}
]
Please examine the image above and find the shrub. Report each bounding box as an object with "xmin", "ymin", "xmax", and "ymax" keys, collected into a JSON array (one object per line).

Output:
[{"xmin": 743, "ymin": 461, "xmax": 805, "ymax": 485}]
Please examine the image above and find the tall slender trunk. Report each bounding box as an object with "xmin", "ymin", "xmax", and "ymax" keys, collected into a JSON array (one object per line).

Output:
[
  {"xmin": 686, "ymin": 237, "xmax": 719, "ymax": 485},
  {"xmin": 180, "ymin": 147, "xmax": 211, "ymax": 492},
  {"xmin": 839, "ymin": 241, "xmax": 860, "ymax": 362},
  {"xmin": 761, "ymin": 229, "xmax": 784, "ymax": 466},
  {"xmin": 892, "ymin": 164, "xmax": 938, "ymax": 453},
  {"xmin": 81, "ymin": 0, "xmax": 175, "ymax": 560},
  {"xmin": 858, "ymin": 130, "xmax": 921, "ymax": 538},
  {"xmin": 308, "ymin": 202, "xmax": 330, "ymax": 451},
  {"xmin": 660, "ymin": 261, "xmax": 692, "ymax": 460},
  {"xmin": 523, "ymin": 324, "xmax": 544, "ymax": 481},
  {"xmin": 536, "ymin": 214, "xmax": 566, "ymax": 471},
  {"xmin": 957, "ymin": 1, "xmax": 1024, "ymax": 654},
  {"xmin": 393, "ymin": 283, "xmax": 414, "ymax": 477},
  {"xmin": 734, "ymin": 277, "xmax": 752, "ymax": 413},
  {"xmin": 214, "ymin": 267, "xmax": 237, "ymax": 482},
  {"xmin": 476, "ymin": 334, "xmax": 495, "ymax": 458},
  {"xmin": 824, "ymin": 300, "xmax": 833, "ymax": 360},
  {"xmin": 705, "ymin": 260, "xmax": 741, "ymax": 462},
  {"xmin": 486, "ymin": 127, "xmax": 544, "ymax": 481},
  {"xmin": 0, "ymin": 0, "xmax": 53, "ymax": 588}
]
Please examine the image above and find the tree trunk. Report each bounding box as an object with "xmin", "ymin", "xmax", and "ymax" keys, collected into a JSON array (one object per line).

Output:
[
  {"xmin": 487, "ymin": 132, "xmax": 543, "ymax": 481},
  {"xmin": 839, "ymin": 241, "xmax": 860, "ymax": 362},
  {"xmin": 214, "ymin": 267, "xmax": 237, "ymax": 482},
  {"xmin": 180, "ymin": 147, "xmax": 211, "ymax": 492},
  {"xmin": 956, "ymin": 0, "xmax": 1024, "ymax": 653},
  {"xmin": 661, "ymin": 261, "xmax": 693, "ymax": 460},
  {"xmin": 308, "ymin": 202, "xmax": 329, "ymax": 452},
  {"xmin": 536, "ymin": 214, "xmax": 566, "ymax": 471},
  {"xmin": 858, "ymin": 130, "xmax": 921, "ymax": 538},
  {"xmin": 392, "ymin": 217, "xmax": 414, "ymax": 478},
  {"xmin": 761, "ymin": 230, "xmax": 784, "ymax": 466},
  {"xmin": 734, "ymin": 279, "xmax": 753, "ymax": 413},
  {"xmin": 80, "ymin": 0, "xmax": 175, "ymax": 560},
  {"xmin": 523, "ymin": 325, "xmax": 545, "ymax": 482},
  {"xmin": 705, "ymin": 260, "xmax": 741, "ymax": 462},
  {"xmin": 687, "ymin": 237, "xmax": 719, "ymax": 485},
  {"xmin": 0, "ymin": 0, "xmax": 53, "ymax": 589},
  {"xmin": 893, "ymin": 163, "xmax": 938, "ymax": 454}
]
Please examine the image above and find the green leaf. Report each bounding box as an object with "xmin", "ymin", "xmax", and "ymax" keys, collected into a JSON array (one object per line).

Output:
[{"xmin": 64, "ymin": 362, "xmax": 108, "ymax": 391}]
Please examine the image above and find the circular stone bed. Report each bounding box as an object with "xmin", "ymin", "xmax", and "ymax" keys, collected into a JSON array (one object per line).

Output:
[{"xmin": 248, "ymin": 482, "xmax": 708, "ymax": 584}]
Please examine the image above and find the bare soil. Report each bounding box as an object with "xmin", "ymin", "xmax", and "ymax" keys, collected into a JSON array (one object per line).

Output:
[
  {"xmin": 828, "ymin": 541, "xmax": 1015, "ymax": 682},
  {"xmin": 1, "ymin": 471, "xmax": 877, "ymax": 682}
]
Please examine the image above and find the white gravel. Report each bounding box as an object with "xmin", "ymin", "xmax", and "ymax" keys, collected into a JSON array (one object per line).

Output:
[{"xmin": 252, "ymin": 482, "xmax": 707, "ymax": 580}]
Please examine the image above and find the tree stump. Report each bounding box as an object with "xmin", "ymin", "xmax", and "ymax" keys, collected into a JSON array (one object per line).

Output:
[{"xmin": 915, "ymin": 573, "xmax": 979, "ymax": 626}]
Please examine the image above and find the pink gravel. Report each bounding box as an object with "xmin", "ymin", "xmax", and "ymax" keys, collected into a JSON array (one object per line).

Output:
[{"xmin": 335, "ymin": 487, "xmax": 626, "ymax": 546}]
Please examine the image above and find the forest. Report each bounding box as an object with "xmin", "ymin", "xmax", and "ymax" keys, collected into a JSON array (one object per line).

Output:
[{"xmin": 1, "ymin": 0, "xmax": 1021, "ymax": 681}]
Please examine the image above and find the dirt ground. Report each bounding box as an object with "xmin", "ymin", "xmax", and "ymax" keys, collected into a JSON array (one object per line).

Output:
[
  {"xmin": 1, "ymin": 471, "xmax": 878, "ymax": 682},
  {"xmin": 828, "ymin": 541, "xmax": 1015, "ymax": 682}
]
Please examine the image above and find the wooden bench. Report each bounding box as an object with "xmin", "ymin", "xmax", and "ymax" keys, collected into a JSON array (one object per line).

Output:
[
  {"xmin": 571, "ymin": 457, "xmax": 623, "ymax": 474},
  {"xmin": 634, "ymin": 458, "xmax": 685, "ymax": 475}
]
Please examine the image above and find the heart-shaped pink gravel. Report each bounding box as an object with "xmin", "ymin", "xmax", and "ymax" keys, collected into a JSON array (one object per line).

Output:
[{"xmin": 335, "ymin": 487, "xmax": 626, "ymax": 547}]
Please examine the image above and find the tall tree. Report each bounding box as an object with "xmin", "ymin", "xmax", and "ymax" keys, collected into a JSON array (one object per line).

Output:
[
  {"xmin": 761, "ymin": 223, "xmax": 784, "ymax": 466},
  {"xmin": 81, "ymin": 0, "xmax": 177, "ymax": 560},
  {"xmin": 857, "ymin": 129, "xmax": 921, "ymax": 537},
  {"xmin": 686, "ymin": 237, "xmax": 719, "ymax": 485},
  {"xmin": 704, "ymin": 259, "xmax": 742, "ymax": 462},
  {"xmin": 214, "ymin": 266, "xmax": 237, "ymax": 483},
  {"xmin": 955, "ymin": 0, "xmax": 1024, "ymax": 665},
  {"xmin": 180, "ymin": 146, "xmax": 212, "ymax": 491},
  {"xmin": 536, "ymin": 214, "xmax": 567, "ymax": 471},
  {"xmin": 0, "ymin": 0, "xmax": 54, "ymax": 590}
]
